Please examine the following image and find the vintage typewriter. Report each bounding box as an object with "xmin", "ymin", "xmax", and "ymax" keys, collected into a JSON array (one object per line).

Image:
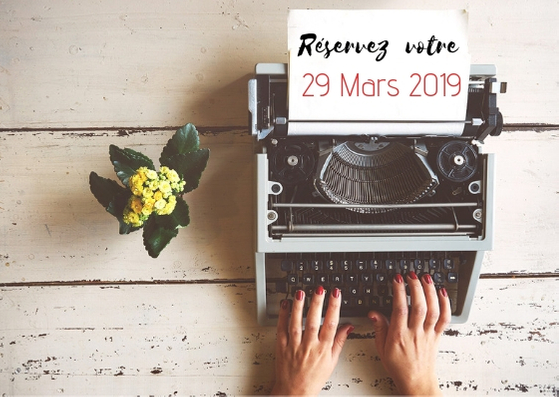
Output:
[{"xmin": 249, "ymin": 62, "xmax": 505, "ymax": 325}]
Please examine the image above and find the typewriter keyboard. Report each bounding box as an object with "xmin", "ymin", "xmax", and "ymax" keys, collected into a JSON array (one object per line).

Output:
[{"xmin": 267, "ymin": 252, "xmax": 463, "ymax": 317}]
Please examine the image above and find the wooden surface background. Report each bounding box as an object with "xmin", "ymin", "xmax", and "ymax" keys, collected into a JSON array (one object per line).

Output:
[{"xmin": 1, "ymin": 0, "xmax": 558, "ymax": 395}]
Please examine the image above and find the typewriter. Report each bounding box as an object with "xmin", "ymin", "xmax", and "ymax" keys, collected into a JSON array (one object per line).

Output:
[{"xmin": 249, "ymin": 62, "xmax": 505, "ymax": 325}]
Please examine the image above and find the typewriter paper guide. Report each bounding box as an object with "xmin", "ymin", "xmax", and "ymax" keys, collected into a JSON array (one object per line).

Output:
[{"xmin": 288, "ymin": 9, "xmax": 471, "ymax": 136}]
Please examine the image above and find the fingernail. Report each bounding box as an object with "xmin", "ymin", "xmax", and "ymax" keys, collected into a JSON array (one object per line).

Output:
[
  {"xmin": 441, "ymin": 287, "xmax": 448, "ymax": 298},
  {"xmin": 316, "ymin": 285, "xmax": 324, "ymax": 295},
  {"xmin": 409, "ymin": 271, "xmax": 418, "ymax": 280},
  {"xmin": 369, "ymin": 316, "xmax": 378, "ymax": 323},
  {"xmin": 423, "ymin": 274, "xmax": 433, "ymax": 284},
  {"xmin": 332, "ymin": 288, "xmax": 340, "ymax": 298},
  {"xmin": 347, "ymin": 326, "xmax": 355, "ymax": 335},
  {"xmin": 296, "ymin": 290, "xmax": 304, "ymax": 301},
  {"xmin": 280, "ymin": 299, "xmax": 289, "ymax": 310},
  {"xmin": 394, "ymin": 273, "xmax": 403, "ymax": 284}
]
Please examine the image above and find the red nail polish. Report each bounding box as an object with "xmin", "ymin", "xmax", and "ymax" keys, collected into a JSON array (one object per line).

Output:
[
  {"xmin": 296, "ymin": 290, "xmax": 304, "ymax": 301},
  {"xmin": 423, "ymin": 274, "xmax": 433, "ymax": 284},
  {"xmin": 316, "ymin": 285, "xmax": 324, "ymax": 295},
  {"xmin": 347, "ymin": 326, "xmax": 355, "ymax": 335},
  {"xmin": 332, "ymin": 288, "xmax": 340, "ymax": 298},
  {"xmin": 409, "ymin": 271, "xmax": 418, "ymax": 280},
  {"xmin": 394, "ymin": 273, "xmax": 404, "ymax": 284},
  {"xmin": 441, "ymin": 288, "xmax": 448, "ymax": 298},
  {"xmin": 281, "ymin": 299, "xmax": 289, "ymax": 310}
]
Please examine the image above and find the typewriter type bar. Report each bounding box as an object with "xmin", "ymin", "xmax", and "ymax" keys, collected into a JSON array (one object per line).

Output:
[{"xmin": 249, "ymin": 63, "xmax": 504, "ymax": 326}]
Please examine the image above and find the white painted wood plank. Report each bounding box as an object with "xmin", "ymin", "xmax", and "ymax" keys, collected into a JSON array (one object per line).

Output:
[
  {"xmin": 1, "ymin": 130, "xmax": 558, "ymax": 284},
  {"xmin": 0, "ymin": 279, "xmax": 557, "ymax": 395},
  {"xmin": 483, "ymin": 130, "xmax": 559, "ymax": 275},
  {"xmin": 0, "ymin": 0, "xmax": 557, "ymax": 128}
]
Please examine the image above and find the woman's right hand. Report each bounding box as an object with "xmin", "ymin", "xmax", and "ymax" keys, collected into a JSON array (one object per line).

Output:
[{"xmin": 368, "ymin": 272, "xmax": 451, "ymax": 396}]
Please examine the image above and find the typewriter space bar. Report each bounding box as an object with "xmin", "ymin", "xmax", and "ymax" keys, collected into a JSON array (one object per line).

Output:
[{"xmin": 271, "ymin": 224, "xmax": 477, "ymax": 232}]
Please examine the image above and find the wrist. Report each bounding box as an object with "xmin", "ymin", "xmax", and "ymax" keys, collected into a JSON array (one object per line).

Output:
[
  {"xmin": 271, "ymin": 381, "xmax": 320, "ymax": 396},
  {"xmin": 395, "ymin": 375, "xmax": 442, "ymax": 396}
]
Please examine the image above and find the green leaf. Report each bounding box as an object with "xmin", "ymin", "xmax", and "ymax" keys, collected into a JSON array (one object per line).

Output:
[
  {"xmin": 109, "ymin": 144, "xmax": 155, "ymax": 186},
  {"xmin": 89, "ymin": 171, "xmax": 140, "ymax": 234},
  {"xmin": 159, "ymin": 123, "xmax": 200, "ymax": 164},
  {"xmin": 142, "ymin": 215, "xmax": 179, "ymax": 258},
  {"xmin": 107, "ymin": 190, "xmax": 142, "ymax": 235},
  {"xmin": 163, "ymin": 148, "xmax": 210, "ymax": 193},
  {"xmin": 89, "ymin": 171, "xmax": 126, "ymax": 208},
  {"xmin": 154, "ymin": 196, "xmax": 190, "ymax": 230}
]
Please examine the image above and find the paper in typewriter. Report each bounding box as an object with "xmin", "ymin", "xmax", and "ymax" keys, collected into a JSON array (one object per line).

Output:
[{"xmin": 288, "ymin": 10, "xmax": 471, "ymax": 136}]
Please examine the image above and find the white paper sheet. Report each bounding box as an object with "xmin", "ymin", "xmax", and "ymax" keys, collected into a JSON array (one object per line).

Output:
[{"xmin": 287, "ymin": 10, "xmax": 471, "ymax": 135}]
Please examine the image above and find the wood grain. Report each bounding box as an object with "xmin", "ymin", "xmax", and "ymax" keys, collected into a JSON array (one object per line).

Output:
[
  {"xmin": 1, "ymin": 2, "xmax": 558, "ymax": 394},
  {"xmin": 0, "ymin": 279, "xmax": 557, "ymax": 395},
  {"xmin": 1, "ymin": 129, "xmax": 558, "ymax": 285},
  {"xmin": 0, "ymin": 0, "xmax": 558, "ymax": 128}
]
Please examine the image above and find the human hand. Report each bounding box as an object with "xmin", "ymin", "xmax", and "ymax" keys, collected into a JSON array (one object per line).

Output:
[
  {"xmin": 272, "ymin": 287, "xmax": 354, "ymax": 396},
  {"xmin": 368, "ymin": 272, "xmax": 451, "ymax": 396}
]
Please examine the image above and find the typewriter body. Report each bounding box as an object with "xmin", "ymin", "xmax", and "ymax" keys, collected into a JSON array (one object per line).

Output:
[{"xmin": 249, "ymin": 62, "xmax": 504, "ymax": 325}]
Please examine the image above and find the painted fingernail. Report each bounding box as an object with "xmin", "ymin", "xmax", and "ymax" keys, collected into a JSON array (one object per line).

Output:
[
  {"xmin": 332, "ymin": 288, "xmax": 340, "ymax": 298},
  {"xmin": 316, "ymin": 285, "xmax": 324, "ymax": 295},
  {"xmin": 280, "ymin": 299, "xmax": 289, "ymax": 310},
  {"xmin": 441, "ymin": 287, "xmax": 448, "ymax": 298},
  {"xmin": 409, "ymin": 271, "xmax": 418, "ymax": 280},
  {"xmin": 296, "ymin": 290, "xmax": 304, "ymax": 301},
  {"xmin": 394, "ymin": 273, "xmax": 404, "ymax": 284},
  {"xmin": 423, "ymin": 274, "xmax": 433, "ymax": 284},
  {"xmin": 347, "ymin": 326, "xmax": 355, "ymax": 335}
]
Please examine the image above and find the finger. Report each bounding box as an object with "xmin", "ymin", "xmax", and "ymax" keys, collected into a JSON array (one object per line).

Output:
[
  {"xmin": 407, "ymin": 271, "xmax": 427, "ymax": 330},
  {"xmin": 319, "ymin": 288, "xmax": 342, "ymax": 342},
  {"xmin": 434, "ymin": 287, "xmax": 452, "ymax": 334},
  {"xmin": 421, "ymin": 274, "xmax": 440, "ymax": 330},
  {"xmin": 303, "ymin": 286, "xmax": 326, "ymax": 343},
  {"xmin": 276, "ymin": 299, "xmax": 291, "ymax": 349},
  {"xmin": 288, "ymin": 289, "xmax": 305, "ymax": 346},
  {"xmin": 368, "ymin": 310, "xmax": 389, "ymax": 360},
  {"xmin": 331, "ymin": 323, "xmax": 354, "ymax": 358},
  {"xmin": 390, "ymin": 273, "xmax": 408, "ymax": 330}
]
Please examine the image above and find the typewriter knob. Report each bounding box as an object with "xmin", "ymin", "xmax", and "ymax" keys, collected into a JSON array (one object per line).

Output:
[
  {"xmin": 287, "ymin": 155, "xmax": 299, "ymax": 166},
  {"xmin": 453, "ymin": 154, "xmax": 465, "ymax": 166},
  {"xmin": 436, "ymin": 141, "xmax": 478, "ymax": 183}
]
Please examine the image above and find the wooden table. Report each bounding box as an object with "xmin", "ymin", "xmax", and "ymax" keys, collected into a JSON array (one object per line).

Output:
[{"xmin": 1, "ymin": 1, "xmax": 558, "ymax": 395}]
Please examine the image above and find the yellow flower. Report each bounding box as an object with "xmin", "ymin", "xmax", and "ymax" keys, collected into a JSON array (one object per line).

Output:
[
  {"xmin": 136, "ymin": 167, "xmax": 149, "ymax": 183},
  {"xmin": 142, "ymin": 198, "xmax": 155, "ymax": 213},
  {"xmin": 167, "ymin": 169, "xmax": 180, "ymax": 183},
  {"xmin": 154, "ymin": 198, "xmax": 166, "ymax": 211},
  {"xmin": 133, "ymin": 183, "xmax": 144, "ymax": 196},
  {"xmin": 154, "ymin": 191, "xmax": 163, "ymax": 201},
  {"xmin": 142, "ymin": 188, "xmax": 153, "ymax": 199},
  {"xmin": 130, "ymin": 196, "xmax": 143, "ymax": 214},
  {"xmin": 145, "ymin": 169, "xmax": 157, "ymax": 180},
  {"xmin": 159, "ymin": 180, "xmax": 172, "ymax": 195},
  {"xmin": 148, "ymin": 180, "xmax": 159, "ymax": 191},
  {"xmin": 123, "ymin": 209, "xmax": 142, "ymax": 227}
]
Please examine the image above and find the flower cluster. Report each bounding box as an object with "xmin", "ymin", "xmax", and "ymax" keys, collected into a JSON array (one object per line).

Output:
[{"xmin": 123, "ymin": 166, "xmax": 186, "ymax": 227}]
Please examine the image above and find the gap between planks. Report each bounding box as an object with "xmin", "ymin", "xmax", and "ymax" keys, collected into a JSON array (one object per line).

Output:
[
  {"xmin": 0, "ymin": 272, "xmax": 557, "ymax": 288},
  {"xmin": 1, "ymin": 123, "xmax": 559, "ymax": 134}
]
